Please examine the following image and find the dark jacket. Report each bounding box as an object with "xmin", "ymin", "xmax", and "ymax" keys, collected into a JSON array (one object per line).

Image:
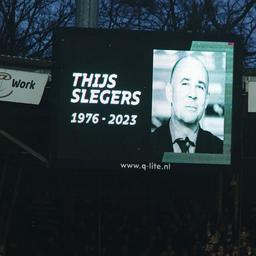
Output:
[{"xmin": 151, "ymin": 122, "xmax": 223, "ymax": 161}]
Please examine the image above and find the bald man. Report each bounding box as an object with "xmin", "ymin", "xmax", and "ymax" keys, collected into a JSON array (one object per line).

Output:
[{"xmin": 151, "ymin": 56, "xmax": 223, "ymax": 160}]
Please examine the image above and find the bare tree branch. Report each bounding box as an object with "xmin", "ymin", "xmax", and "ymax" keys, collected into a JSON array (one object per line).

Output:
[
  {"xmin": 0, "ymin": 0, "xmax": 75, "ymax": 58},
  {"xmin": 98, "ymin": 0, "xmax": 256, "ymax": 67}
]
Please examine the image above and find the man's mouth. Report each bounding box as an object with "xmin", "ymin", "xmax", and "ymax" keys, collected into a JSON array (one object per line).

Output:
[{"xmin": 185, "ymin": 106, "xmax": 197, "ymax": 111}]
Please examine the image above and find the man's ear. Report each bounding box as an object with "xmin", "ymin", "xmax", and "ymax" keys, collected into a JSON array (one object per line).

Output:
[{"xmin": 165, "ymin": 83, "xmax": 172, "ymax": 103}]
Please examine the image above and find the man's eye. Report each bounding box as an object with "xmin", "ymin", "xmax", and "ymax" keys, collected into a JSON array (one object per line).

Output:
[
  {"xmin": 196, "ymin": 84, "xmax": 205, "ymax": 90},
  {"xmin": 181, "ymin": 82, "xmax": 189, "ymax": 86}
]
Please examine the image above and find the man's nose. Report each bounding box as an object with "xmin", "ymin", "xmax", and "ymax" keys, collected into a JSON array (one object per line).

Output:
[{"xmin": 188, "ymin": 84, "xmax": 197, "ymax": 99}]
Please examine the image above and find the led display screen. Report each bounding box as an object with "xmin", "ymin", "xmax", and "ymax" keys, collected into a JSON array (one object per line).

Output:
[{"xmin": 51, "ymin": 28, "xmax": 242, "ymax": 169}]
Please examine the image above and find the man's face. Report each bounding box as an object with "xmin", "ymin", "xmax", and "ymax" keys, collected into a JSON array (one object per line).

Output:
[{"xmin": 170, "ymin": 57, "xmax": 209, "ymax": 125}]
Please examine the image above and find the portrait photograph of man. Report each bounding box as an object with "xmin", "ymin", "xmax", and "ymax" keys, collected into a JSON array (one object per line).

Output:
[{"xmin": 151, "ymin": 50, "xmax": 226, "ymax": 162}]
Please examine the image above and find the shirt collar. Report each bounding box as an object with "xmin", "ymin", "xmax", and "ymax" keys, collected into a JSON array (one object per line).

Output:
[{"xmin": 169, "ymin": 117, "xmax": 199, "ymax": 146}]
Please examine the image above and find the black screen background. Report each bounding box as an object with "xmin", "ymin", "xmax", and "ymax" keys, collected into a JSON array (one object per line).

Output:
[{"xmin": 50, "ymin": 28, "xmax": 242, "ymax": 169}]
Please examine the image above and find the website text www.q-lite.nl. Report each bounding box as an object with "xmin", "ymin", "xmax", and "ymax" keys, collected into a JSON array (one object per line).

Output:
[{"xmin": 120, "ymin": 162, "xmax": 172, "ymax": 171}]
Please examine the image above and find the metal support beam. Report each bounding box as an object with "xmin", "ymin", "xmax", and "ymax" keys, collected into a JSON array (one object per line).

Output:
[
  {"xmin": 0, "ymin": 130, "xmax": 48, "ymax": 164},
  {"xmin": 76, "ymin": 0, "xmax": 99, "ymax": 28}
]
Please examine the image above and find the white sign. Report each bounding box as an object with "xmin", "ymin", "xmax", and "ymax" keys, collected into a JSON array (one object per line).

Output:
[{"xmin": 0, "ymin": 68, "xmax": 48, "ymax": 105}]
